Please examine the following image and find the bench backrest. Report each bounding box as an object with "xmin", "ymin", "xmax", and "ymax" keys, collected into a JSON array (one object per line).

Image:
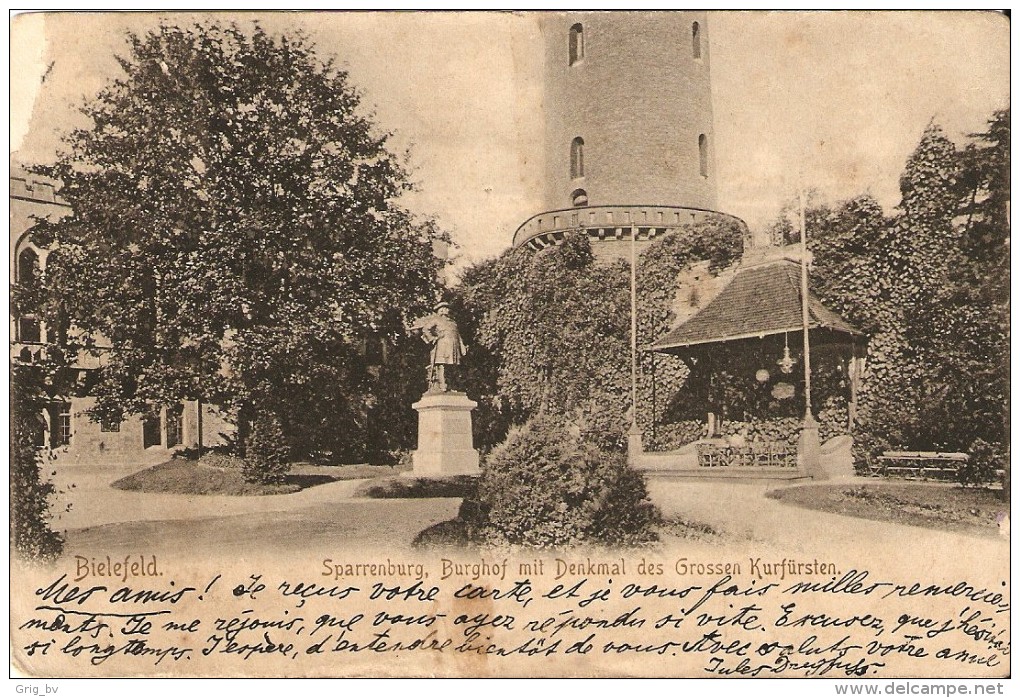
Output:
[{"xmin": 883, "ymin": 451, "xmax": 968, "ymax": 461}]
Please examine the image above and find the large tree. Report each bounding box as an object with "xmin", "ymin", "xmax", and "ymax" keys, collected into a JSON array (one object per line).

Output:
[
  {"xmin": 803, "ymin": 117, "xmax": 1009, "ymax": 459},
  {"xmin": 33, "ymin": 23, "xmax": 444, "ymax": 465}
]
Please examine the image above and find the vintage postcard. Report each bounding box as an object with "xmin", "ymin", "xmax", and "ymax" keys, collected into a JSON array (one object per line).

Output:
[{"xmin": 9, "ymin": 11, "xmax": 1010, "ymax": 682}]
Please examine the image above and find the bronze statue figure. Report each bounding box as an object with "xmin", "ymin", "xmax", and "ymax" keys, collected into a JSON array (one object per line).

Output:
[{"xmin": 411, "ymin": 301, "xmax": 467, "ymax": 392}]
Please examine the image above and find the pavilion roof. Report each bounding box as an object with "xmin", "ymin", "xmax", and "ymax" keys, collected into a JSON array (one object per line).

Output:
[{"xmin": 650, "ymin": 257, "xmax": 864, "ymax": 352}]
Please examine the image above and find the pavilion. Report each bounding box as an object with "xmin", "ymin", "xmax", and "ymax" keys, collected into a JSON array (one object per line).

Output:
[{"xmin": 634, "ymin": 249, "xmax": 867, "ymax": 479}]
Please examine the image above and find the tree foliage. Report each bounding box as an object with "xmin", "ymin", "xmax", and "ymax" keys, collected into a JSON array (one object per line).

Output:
[
  {"xmin": 801, "ymin": 115, "xmax": 1009, "ymax": 463},
  {"xmin": 10, "ymin": 365, "xmax": 64, "ymax": 562},
  {"xmin": 32, "ymin": 23, "xmax": 444, "ymax": 460}
]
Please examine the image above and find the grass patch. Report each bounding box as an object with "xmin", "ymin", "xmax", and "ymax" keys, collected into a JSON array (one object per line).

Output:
[
  {"xmin": 413, "ymin": 519, "xmax": 475, "ymax": 549},
  {"xmin": 112, "ymin": 454, "xmax": 406, "ymax": 496},
  {"xmin": 657, "ymin": 516, "xmax": 722, "ymax": 543},
  {"xmin": 354, "ymin": 475, "xmax": 478, "ymax": 499},
  {"xmin": 768, "ymin": 483, "xmax": 1008, "ymax": 538}
]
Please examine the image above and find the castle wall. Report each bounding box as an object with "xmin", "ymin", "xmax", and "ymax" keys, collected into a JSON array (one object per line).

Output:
[
  {"xmin": 56, "ymin": 398, "xmax": 237, "ymax": 465},
  {"xmin": 10, "ymin": 171, "xmax": 69, "ymax": 279}
]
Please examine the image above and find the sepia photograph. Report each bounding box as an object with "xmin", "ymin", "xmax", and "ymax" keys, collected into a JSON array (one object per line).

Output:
[{"xmin": 9, "ymin": 10, "xmax": 1010, "ymax": 682}]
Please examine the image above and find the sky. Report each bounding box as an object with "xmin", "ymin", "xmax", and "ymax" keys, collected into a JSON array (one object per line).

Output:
[{"xmin": 10, "ymin": 11, "xmax": 1010, "ymax": 271}]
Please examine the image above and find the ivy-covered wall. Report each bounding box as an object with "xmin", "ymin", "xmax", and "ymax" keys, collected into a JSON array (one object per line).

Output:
[{"xmin": 456, "ymin": 217, "xmax": 744, "ymax": 451}]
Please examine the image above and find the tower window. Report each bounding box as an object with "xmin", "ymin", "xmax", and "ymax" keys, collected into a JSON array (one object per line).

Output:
[
  {"xmin": 569, "ymin": 23, "xmax": 584, "ymax": 65},
  {"xmin": 570, "ymin": 137, "xmax": 585, "ymax": 178},
  {"xmin": 699, "ymin": 134, "xmax": 709, "ymax": 178},
  {"xmin": 692, "ymin": 22, "xmax": 702, "ymax": 59},
  {"xmin": 571, "ymin": 189, "xmax": 588, "ymax": 207}
]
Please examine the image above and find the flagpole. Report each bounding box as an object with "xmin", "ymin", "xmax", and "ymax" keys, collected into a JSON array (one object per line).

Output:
[
  {"xmin": 799, "ymin": 188, "xmax": 814, "ymax": 423},
  {"xmin": 630, "ymin": 223, "xmax": 638, "ymax": 425},
  {"xmin": 627, "ymin": 222, "xmax": 643, "ymax": 464}
]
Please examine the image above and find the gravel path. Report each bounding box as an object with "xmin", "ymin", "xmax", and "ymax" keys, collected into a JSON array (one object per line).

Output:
[
  {"xmin": 646, "ymin": 476, "xmax": 1009, "ymax": 576},
  {"xmin": 49, "ymin": 463, "xmax": 375, "ymax": 532},
  {"xmin": 48, "ymin": 463, "xmax": 1008, "ymax": 580},
  {"xmin": 50, "ymin": 462, "xmax": 460, "ymax": 558}
]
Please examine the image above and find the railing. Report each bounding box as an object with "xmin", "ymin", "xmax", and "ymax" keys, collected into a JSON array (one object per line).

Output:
[
  {"xmin": 696, "ymin": 441, "xmax": 798, "ymax": 469},
  {"xmin": 513, "ymin": 204, "xmax": 746, "ymax": 249}
]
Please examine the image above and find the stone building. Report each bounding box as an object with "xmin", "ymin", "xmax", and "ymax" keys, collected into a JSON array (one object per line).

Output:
[
  {"xmin": 513, "ymin": 12, "xmax": 747, "ymax": 263},
  {"xmin": 10, "ymin": 167, "xmax": 232, "ymax": 464}
]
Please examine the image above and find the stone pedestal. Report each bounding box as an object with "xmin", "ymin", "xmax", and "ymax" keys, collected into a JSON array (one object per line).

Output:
[
  {"xmin": 412, "ymin": 391, "xmax": 480, "ymax": 477},
  {"xmin": 798, "ymin": 414, "xmax": 826, "ymax": 480},
  {"xmin": 627, "ymin": 421, "xmax": 644, "ymax": 467}
]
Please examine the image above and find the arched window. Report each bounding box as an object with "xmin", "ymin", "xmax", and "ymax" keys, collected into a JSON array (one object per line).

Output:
[
  {"xmin": 570, "ymin": 137, "xmax": 585, "ymax": 179},
  {"xmin": 569, "ymin": 23, "xmax": 584, "ymax": 65},
  {"xmin": 18, "ymin": 248, "xmax": 39, "ymax": 285},
  {"xmin": 571, "ymin": 189, "xmax": 588, "ymax": 207},
  {"xmin": 692, "ymin": 22, "xmax": 702, "ymax": 59},
  {"xmin": 16, "ymin": 248, "xmax": 42, "ymax": 343},
  {"xmin": 698, "ymin": 134, "xmax": 709, "ymax": 177}
]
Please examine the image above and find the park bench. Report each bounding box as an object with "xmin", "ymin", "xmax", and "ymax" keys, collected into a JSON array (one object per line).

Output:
[{"xmin": 869, "ymin": 451, "xmax": 968, "ymax": 481}]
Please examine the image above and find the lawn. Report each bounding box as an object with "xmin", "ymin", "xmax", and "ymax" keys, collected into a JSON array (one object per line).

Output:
[
  {"xmin": 353, "ymin": 474, "xmax": 478, "ymax": 499},
  {"xmin": 767, "ymin": 483, "xmax": 1009, "ymax": 539},
  {"xmin": 111, "ymin": 453, "xmax": 408, "ymax": 496}
]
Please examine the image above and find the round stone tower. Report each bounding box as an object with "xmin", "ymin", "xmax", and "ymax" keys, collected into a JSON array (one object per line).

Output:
[{"xmin": 514, "ymin": 12, "xmax": 744, "ymax": 260}]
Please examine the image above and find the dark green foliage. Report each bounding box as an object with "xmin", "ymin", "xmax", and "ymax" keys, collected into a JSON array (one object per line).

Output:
[
  {"xmin": 10, "ymin": 366, "xmax": 64, "ymax": 562},
  {"xmin": 576, "ymin": 400, "xmax": 628, "ymax": 453},
  {"xmin": 32, "ymin": 22, "xmax": 444, "ymax": 459},
  {"xmin": 456, "ymin": 236, "xmax": 630, "ymax": 441},
  {"xmin": 243, "ymin": 410, "xmax": 291, "ymax": 485},
  {"xmin": 478, "ymin": 415, "xmax": 659, "ymax": 548}
]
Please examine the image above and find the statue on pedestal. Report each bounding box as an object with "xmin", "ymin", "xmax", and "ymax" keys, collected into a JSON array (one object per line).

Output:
[
  {"xmin": 411, "ymin": 301, "xmax": 467, "ymax": 393},
  {"xmin": 408, "ymin": 301, "xmax": 480, "ymax": 477}
]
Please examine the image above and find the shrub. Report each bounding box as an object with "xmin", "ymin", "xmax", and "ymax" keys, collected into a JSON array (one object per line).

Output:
[
  {"xmin": 243, "ymin": 410, "xmax": 291, "ymax": 485},
  {"xmin": 478, "ymin": 414, "xmax": 659, "ymax": 548},
  {"xmin": 960, "ymin": 439, "xmax": 1005, "ymax": 488},
  {"xmin": 10, "ymin": 367, "xmax": 63, "ymax": 563},
  {"xmin": 575, "ymin": 400, "xmax": 627, "ymax": 453}
]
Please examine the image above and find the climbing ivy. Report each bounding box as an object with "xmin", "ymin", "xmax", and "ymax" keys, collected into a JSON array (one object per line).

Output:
[{"xmin": 456, "ymin": 218, "xmax": 744, "ymax": 449}]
